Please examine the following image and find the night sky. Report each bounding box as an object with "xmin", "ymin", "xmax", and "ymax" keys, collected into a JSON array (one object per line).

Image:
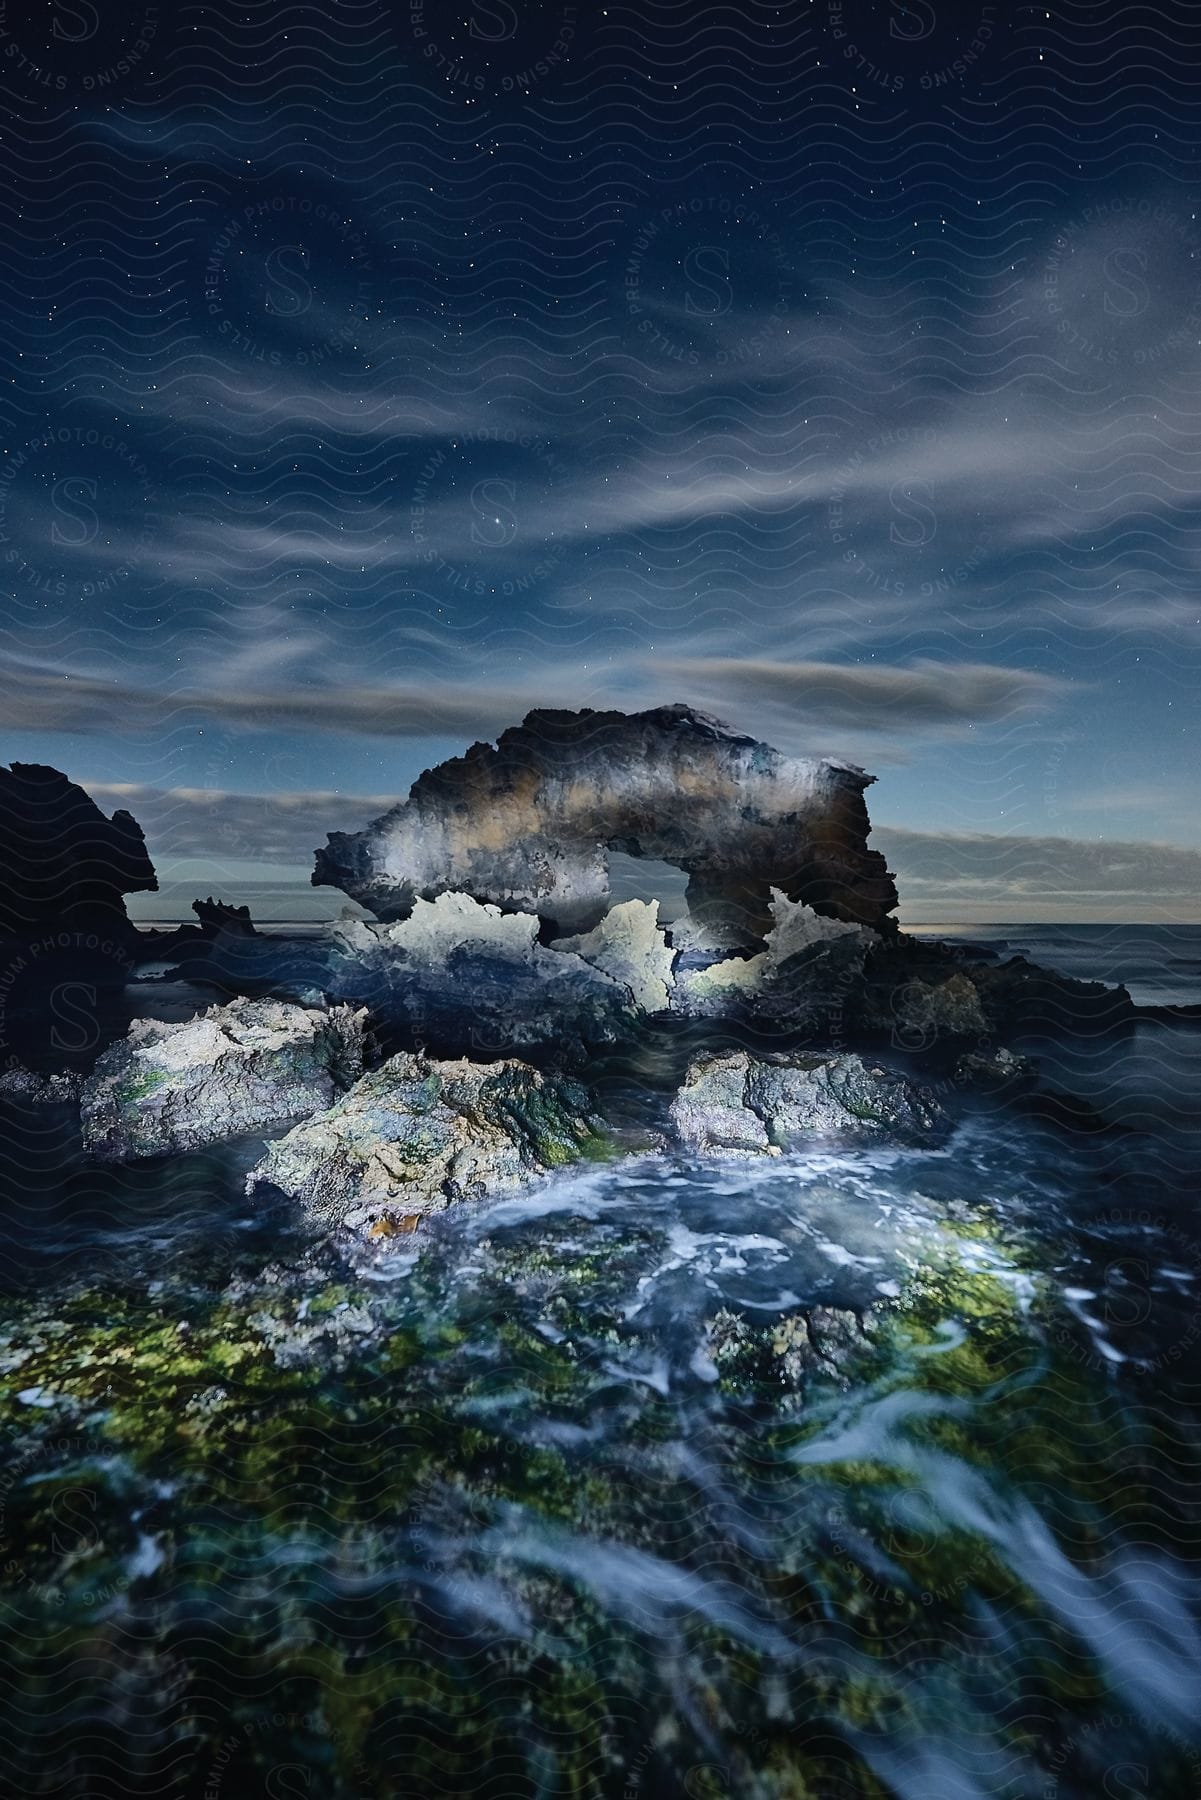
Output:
[{"xmin": 2, "ymin": 0, "xmax": 1200, "ymax": 922}]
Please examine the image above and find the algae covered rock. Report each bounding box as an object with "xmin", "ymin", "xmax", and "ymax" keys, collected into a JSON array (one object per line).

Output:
[
  {"xmin": 247, "ymin": 1051, "xmax": 611, "ymax": 1235},
  {"xmin": 80, "ymin": 998, "xmax": 366, "ymax": 1161},
  {"xmin": 670, "ymin": 1049, "xmax": 946, "ymax": 1153},
  {"xmin": 706, "ymin": 1301, "xmax": 882, "ymax": 1392}
]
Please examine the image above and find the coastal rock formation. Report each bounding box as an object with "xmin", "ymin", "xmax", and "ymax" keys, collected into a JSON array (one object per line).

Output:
[
  {"xmin": 191, "ymin": 896, "xmax": 257, "ymax": 938},
  {"xmin": 247, "ymin": 1051, "xmax": 609, "ymax": 1236},
  {"xmin": 672, "ymin": 890, "xmax": 876, "ymax": 1026},
  {"xmin": 319, "ymin": 893, "xmax": 641, "ymax": 1059},
  {"xmin": 551, "ymin": 898, "xmax": 677, "ymax": 1013},
  {"xmin": 0, "ymin": 1063, "xmax": 83, "ymax": 1104},
  {"xmin": 670, "ymin": 1050, "xmax": 946, "ymax": 1154},
  {"xmin": 314, "ymin": 704, "xmax": 897, "ymax": 943},
  {"xmin": 852, "ymin": 937, "xmax": 1135, "ymax": 1041},
  {"xmin": 81, "ymin": 998, "xmax": 366, "ymax": 1161},
  {"xmin": 0, "ymin": 762, "xmax": 157, "ymax": 936}
]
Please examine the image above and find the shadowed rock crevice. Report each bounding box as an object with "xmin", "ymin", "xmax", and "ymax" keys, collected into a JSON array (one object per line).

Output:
[{"xmin": 313, "ymin": 704, "xmax": 898, "ymax": 943}]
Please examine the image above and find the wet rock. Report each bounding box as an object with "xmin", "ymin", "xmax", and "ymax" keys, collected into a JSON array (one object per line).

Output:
[
  {"xmin": 892, "ymin": 972, "xmax": 991, "ymax": 1044},
  {"xmin": 0, "ymin": 762, "xmax": 157, "ymax": 937},
  {"xmin": 246, "ymin": 1051, "xmax": 611, "ymax": 1236},
  {"xmin": 853, "ymin": 934, "xmax": 1134, "ymax": 1043},
  {"xmin": 705, "ymin": 1302, "xmax": 882, "ymax": 1392},
  {"xmin": 80, "ymin": 998, "xmax": 366, "ymax": 1161},
  {"xmin": 0, "ymin": 1063, "xmax": 82, "ymax": 1104},
  {"xmin": 670, "ymin": 1049, "xmax": 946, "ymax": 1153},
  {"xmin": 319, "ymin": 892, "xmax": 640, "ymax": 1060},
  {"xmin": 968, "ymin": 954, "xmax": 1135, "ymax": 1033},
  {"xmin": 673, "ymin": 890, "xmax": 876, "ymax": 1028},
  {"xmin": 314, "ymin": 703, "xmax": 898, "ymax": 942},
  {"xmin": 954, "ymin": 1046, "xmax": 1037, "ymax": 1089}
]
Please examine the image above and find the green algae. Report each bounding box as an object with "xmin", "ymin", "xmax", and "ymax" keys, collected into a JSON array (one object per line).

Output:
[{"xmin": 0, "ymin": 1192, "xmax": 1197, "ymax": 1799}]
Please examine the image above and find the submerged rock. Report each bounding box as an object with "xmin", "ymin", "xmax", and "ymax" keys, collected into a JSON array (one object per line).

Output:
[
  {"xmin": 80, "ymin": 998, "xmax": 366, "ymax": 1161},
  {"xmin": 247, "ymin": 1051, "xmax": 611, "ymax": 1236},
  {"xmin": 314, "ymin": 703, "xmax": 898, "ymax": 942},
  {"xmin": 670, "ymin": 1049, "xmax": 946, "ymax": 1153},
  {"xmin": 706, "ymin": 1301, "xmax": 882, "ymax": 1392}
]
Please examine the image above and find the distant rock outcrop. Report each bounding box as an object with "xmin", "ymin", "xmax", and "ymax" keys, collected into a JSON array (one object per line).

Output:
[
  {"xmin": 0, "ymin": 762, "xmax": 157, "ymax": 936},
  {"xmin": 314, "ymin": 704, "xmax": 897, "ymax": 944}
]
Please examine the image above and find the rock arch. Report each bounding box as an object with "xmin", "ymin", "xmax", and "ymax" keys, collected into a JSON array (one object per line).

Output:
[{"xmin": 313, "ymin": 704, "xmax": 898, "ymax": 946}]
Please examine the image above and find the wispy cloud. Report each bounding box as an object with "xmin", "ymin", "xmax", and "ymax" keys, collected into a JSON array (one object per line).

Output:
[
  {"xmin": 0, "ymin": 650, "xmax": 1067, "ymax": 748},
  {"xmin": 653, "ymin": 658, "xmax": 1071, "ymax": 732}
]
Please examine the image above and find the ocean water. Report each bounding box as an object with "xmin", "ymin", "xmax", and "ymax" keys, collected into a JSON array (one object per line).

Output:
[{"xmin": 0, "ymin": 926, "xmax": 1199, "ymax": 1797}]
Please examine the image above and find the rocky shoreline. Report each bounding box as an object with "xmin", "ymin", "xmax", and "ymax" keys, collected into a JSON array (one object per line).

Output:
[
  {"xmin": 0, "ymin": 707, "xmax": 1167, "ymax": 1262},
  {"xmin": 1, "ymin": 713, "xmax": 1198, "ymax": 1799}
]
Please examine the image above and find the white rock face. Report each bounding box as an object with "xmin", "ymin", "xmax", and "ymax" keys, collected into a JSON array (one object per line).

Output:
[
  {"xmin": 763, "ymin": 889, "xmax": 874, "ymax": 961},
  {"xmin": 321, "ymin": 891, "xmax": 640, "ymax": 1059},
  {"xmin": 552, "ymin": 899, "xmax": 677, "ymax": 1013},
  {"xmin": 339, "ymin": 890, "xmax": 545, "ymax": 965},
  {"xmin": 81, "ymin": 998, "xmax": 366, "ymax": 1162}
]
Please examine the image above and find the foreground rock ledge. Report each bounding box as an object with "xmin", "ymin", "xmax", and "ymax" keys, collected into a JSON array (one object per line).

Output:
[
  {"xmin": 670, "ymin": 1050, "xmax": 946, "ymax": 1153},
  {"xmin": 247, "ymin": 1052, "xmax": 610, "ymax": 1237},
  {"xmin": 81, "ymin": 999, "xmax": 366, "ymax": 1161},
  {"xmin": 314, "ymin": 703, "xmax": 898, "ymax": 942}
]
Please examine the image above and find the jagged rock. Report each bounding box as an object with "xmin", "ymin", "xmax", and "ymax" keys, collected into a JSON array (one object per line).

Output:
[
  {"xmin": 0, "ymin": 763, "xmax": 157, "ymax": 936},
  {"xmin": 670, "ymin": 1049, "xmax": 946, "ymax": 1154},
  {"xmin": 80, "ymin": 998, "xmax": 366, "ymax": 1162},
  {"xmin": 314, "ymin": 704, "xmax": 897, "ymax": 942},
  {"xmin": 851, "ymin": 935, "xmax": 1134, "ymax": 1042},
  {"xmin": 969, "ymin": 954, "xmax": 1135, "ymax": 1033},
  {"xmin": 0, "ymin": 1063, "xmax": 82, "ymax": 1104},
  {"xmin": 889, "ymin": 972, "xmax": 991, "ymax": 1049},
  {"xmin": 247, "ymin": 1052, "xmax": 610, "ymax": 1236},
  {"xmin": 192, "ymin": 896, "xmax": 257, "ymax": 938},
  {"xmin": 673, "ymin": 889, "xmax": 876, "ymax": 1025},
  {"xmin": 318, "ymin": 893, "xmax": 640, "ymax": 1060},
  {"xmin": 552, "ymin": 899, "xmax": 676, "ymax": 1013}
]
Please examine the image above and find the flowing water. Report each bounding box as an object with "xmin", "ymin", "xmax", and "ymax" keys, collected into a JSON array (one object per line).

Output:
[{"xmin": 1, "ymin": 929, "xmax": 1200, "ymax": 1797}]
